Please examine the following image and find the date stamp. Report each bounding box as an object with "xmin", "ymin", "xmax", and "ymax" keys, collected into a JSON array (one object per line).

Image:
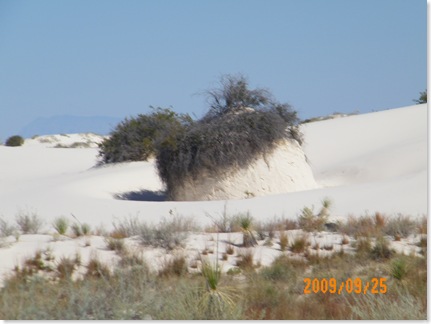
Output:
[{"xmin": 303, "ymin": 278, "xmax": 387, "ymax": 294}]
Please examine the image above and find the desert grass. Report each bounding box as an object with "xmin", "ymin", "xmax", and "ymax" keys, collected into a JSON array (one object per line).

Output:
[
  {"xmin": 279, "ymin": 231, "xmax": 289, "ymax": 251},
  {"xmin": 15, "ymin": 210, "xmax": 44, "ymax": 234},
  {"xmin": 0, "ymin": 238, "xmax": 426, "ymax": 320},
  {"xmin": 52, "ymin": 216, "xmax": 69, "ymax": 235},
  {"xmin": 0, "ymin": 210, "xmax": 427, "ymax": 320}
]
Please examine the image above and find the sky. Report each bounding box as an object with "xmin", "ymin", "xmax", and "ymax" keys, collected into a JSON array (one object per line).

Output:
[{"xmin": 0, "ymin": 0, "xmax": 427, "ymax": 139}]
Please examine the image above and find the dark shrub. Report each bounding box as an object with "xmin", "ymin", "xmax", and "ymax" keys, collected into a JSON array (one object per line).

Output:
[
  {"xmin": 5, "ymin": 135, "xmax": 24, "ymax": 147},
  {"xmin": 156, "ymin": 74, "xmax": 301, "ymax": 199},
  {"xmin": 98, "ymin": 107, "xmax": 191, "ymax": 164}
]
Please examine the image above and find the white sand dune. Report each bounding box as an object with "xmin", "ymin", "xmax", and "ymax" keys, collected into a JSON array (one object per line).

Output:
[{"xmin": 0, "ymin": 104, "xmax": 427, "ymax": 283}]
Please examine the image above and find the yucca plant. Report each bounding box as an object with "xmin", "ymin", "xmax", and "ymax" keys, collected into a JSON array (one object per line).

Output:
[
  {"xmin": 238, "ymin": 212, "xmax": 257, "ymax": 247},
  {"xmin": 199, "ymin": 261, "xmax": 236, "ymax": 319},
  {"xmin": 53, "ymin": 216, "xmax": 69, "ymax": 235}
]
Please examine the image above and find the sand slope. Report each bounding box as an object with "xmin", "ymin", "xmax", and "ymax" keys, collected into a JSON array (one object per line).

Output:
[
  {"xmin": 0, "ymin": 104, "xmax": 426, "ymax": 229},
  {"xmin": 0, "ymin": 104, "xmax": 427, "ymax": 285}
]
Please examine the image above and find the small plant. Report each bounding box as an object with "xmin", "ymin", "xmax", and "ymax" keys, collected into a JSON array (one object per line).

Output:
[
  {"xmin": 81, "ymin": 223, "xmax": 91, "ymax": 235},
  {"xmin": 383, "ymin": 214, "xmax": 416, "ymax": 238},
  {"xmin": 56, "ymin": 255, "xmax": 81, "ymax": 280},
  {"xmin": 85, "ymin": 257, "xmax": 111, "ymax": 279},
  {"xmin": 15, "ymin": 210, "xmax": 44, "ymax": 234},
  {"xmin": 0, "ymin": 217, "xmax": 16, "ymax": 237},
  {"xmin": 225, "ymin": 244, "xmax": 235, "ymax": 255},
  {"xmin": 5, "ymin": 135, "xmax": 24, "ymax": 147},
  {"xmin": 52, "ymin": 216, "xmax": 69, "ymax": 235},
  {"xmin": 323, "ymin": 244, "xmax": 334, "ymax": 251},
  {"xmin": 71, "ymin": 223, "xmax": 83, "ymax": 237},
  {"xmin": 199, "ymin": 261, "xmax": 236, "ymax": 319},
  {"xmin": 236, "ymin": 249, "xmax": 254, "ymax": 270},
  {"xmin": 222, "ymin": 253, "xmax": 228, "ymax": 261},
  {"xmin": 279, "ymin": 231, "xmax": 289, "ymax": 251},
  {"xmin": 139, "ymin": 216, "xmax": 194, "ymax": 250},
  {"xmin": 238, "ymin": 212, "xmax": 257, "ymax": 247},
  {"xmin": 105, "ymin": 237, "xmax": 126, "ymax": 253},
  {"xmin": 341, "ymin": 236, "xmax": 349, "ymax": 245},
  {"xmin": 374, "ymin": 212, "xmax": 386, "ymax": 228},
  {"xmin": 391, "ymin": 258, "xmax": 408, "ymax": 280},
  {"xmin": 370, "ymin": 237, "xmax": 393, "ymax": 261},
  {"xmin": 353, "ymin": 237, "xmax": 372, "ymax": 257},
  {"xmin": 298, "ymin": 203, "xmax": 328, "ymax": 233},
  {"xmin": 290, "ymin": 235, "xmax": 308, "ymax": 253},
  {"xmin": 318, "ymin": 198, "xmax": 332, "ymax": 218},
  {"xmin": 159, "ymin": 255, "xmax": 187, "ymax": 277}
]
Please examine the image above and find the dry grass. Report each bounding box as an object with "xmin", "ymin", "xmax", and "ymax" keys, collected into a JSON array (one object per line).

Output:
[
  {"xmin": 290, "ymin": 235, "xmax": 308, "ymax": 253},
  {"xmin": 236, "ymin": 249, "xmax": 254, "ymax": 270},
  {"xmin": 0, "ymin": 211, "xmax": 427, "ymax": 320},
  {"xmin": 279, "ymin": 231, "xmax": 289, "ymax": 251}
]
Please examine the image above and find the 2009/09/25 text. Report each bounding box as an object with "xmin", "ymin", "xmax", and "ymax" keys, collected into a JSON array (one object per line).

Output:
[{"xmin": 303, "ymin": 278, "xmax": 387, "ymax": 294}]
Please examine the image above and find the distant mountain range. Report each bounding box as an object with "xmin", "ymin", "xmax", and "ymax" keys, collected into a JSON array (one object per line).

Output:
[{"xmin": 19, "ymin": 115, "xmax": 122, "ymax": 138}]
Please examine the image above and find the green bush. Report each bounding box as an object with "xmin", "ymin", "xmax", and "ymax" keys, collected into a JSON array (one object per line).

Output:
[
  {"xmin": 98, "ymin": 107, "xmax": 191, "ymax": 164},
  {"xmin": 156, "ymin": 74, "xmax": 300, "ymax": 199},
  {"xmin": 5, "ymin": 135, "xmax": 24, "ymax": 147}
]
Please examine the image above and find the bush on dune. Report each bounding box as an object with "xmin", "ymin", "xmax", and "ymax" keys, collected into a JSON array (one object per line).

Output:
[
  {"xmin": 5, "ymin": 135, "xmax": 24, "ymax": 147},
  {"xmin": 98, "ymin": 107, "xmax": 192, "ymax": 164},
  {"xmin": 156, "ymin": 74, "xmax": 301, "ymax": 199}
]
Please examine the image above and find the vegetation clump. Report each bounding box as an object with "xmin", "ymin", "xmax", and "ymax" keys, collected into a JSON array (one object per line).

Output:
[
  {"xmin": 5, "ymin": 135, "xmax": 24, "ymax": 147},
  {"xmin": 98, "ymin": 107, "xmax": 191, "ymax": 164},
  {"xmin": 156, "ymin": 74, "xmax": 301, "ymax": 199}
]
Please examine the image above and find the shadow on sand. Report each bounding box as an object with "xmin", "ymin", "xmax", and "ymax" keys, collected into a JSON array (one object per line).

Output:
[{"xmin": 114, "ymin": 189, "xmax": 167, "ymax": 202}]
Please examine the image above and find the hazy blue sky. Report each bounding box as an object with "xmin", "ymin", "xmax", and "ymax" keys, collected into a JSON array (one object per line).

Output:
[{"xmin": 0, "ymin": 0, "xmax": 427, "ymax": 139}]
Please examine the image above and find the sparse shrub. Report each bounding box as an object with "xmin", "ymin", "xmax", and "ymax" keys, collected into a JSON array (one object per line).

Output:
[
  {"xmin": 290, "ymin": 235, "xmax": 308, "ymax": 253},
  {"xmin": 418, "ymin": 215, "xmax": 427, "ymax": 235},
  {"xmin": 341, "ymin": 236, "xmax": 349, "ymax": 245},
  {"xmin": 52, "ymin": 216, "xmax": 69, "ymax": 235},
  {"xmin": 139, "ymin": 216, "xmax": 194, "ymax": 250},
  {"xmin": 370, "ymin": 237, "xmax": 393, "ymax": 261},
  {"xmin": 323, "ymin": 244, "xmax": 334, "ymax": 251},
  {"xmin": 298, "ymin": 205, "xmax": 327, "ymax": 232},
  {"xmin": 156, "ymin": 74, "xmax": 301, "ymax": 200},
  {"xmin": 70, "ymin": 222, "xmax": 91, "ymax": 237},
  {"xmin": 105, "ymin": 237, "xmax": 125, "ymax": 253},
  {"xmin": 81, "ymin": 223, "xmax": 91, "ymax": 235},
  {"xmin": 98, "ymin": 107, "xmax": 191, "ymax": 164},
  {"xmin": 417, "ymin": 237, "xmax": 427, "ymax": 256},
  {"xmin": 56, "ymin": 255, "xmax": 81, "ymax": 280},
  {"xmin": 339, "ymin": 215, "xmax": 378, "ymax": 238},
  {"xmin": 353, "ymin": 237, "xmax": 372, "ymax": 257},
  {"xmin": 71, "ymin": 223, "xmax": 83, "ymax": 237},
  {"xmin": 413, "ymin": 89, "xmax": 427, "ymax": 104},
  {"xmin": 15, "ymin": 210, "xmax": 44, "ymax": 234},
  {"xmin": 391, "ymin": 257, "xmax": 408, "ymax": 280},
  {"xmin": 118, "ymin": 250, "xmax": 146, "ymax": 268},
  {"xmin": 383, "ymin": 214, "xmax": 416, "ymax": 238},
  {"xmin": 279, "ymin": 231, "xmax": 288, "ymax": 251},
  {"xmin": 159, "ymin": 255, "xmax": 187, "ymax": 277},
  {"xmin": 236, "ymin": 249, "xmax": 254, "ymax": 270},
  {"xmin": 85, "ymin": 257, "xmax": 111, "ymax": 279},
  {"xmin": 5, "ymin": 135, "xmax": 24, "ymax": 147},
  {"xmin": 225, "ymin": 244, "xmax": 235, "ymax": 255},
  {"xmin": 347, "ymin": 287, "xmax": 425, "ymax": 320},
  {"xmin": 0, "ymin": 217, "xmax": 16, "ymax": 237},
  {"xmin": 260, "ymin": 255, "xmax": 301, "ymax": 282},
  {"xmin": 374, "ymin": 212, "xmax": 386, "ymax": 229}
]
